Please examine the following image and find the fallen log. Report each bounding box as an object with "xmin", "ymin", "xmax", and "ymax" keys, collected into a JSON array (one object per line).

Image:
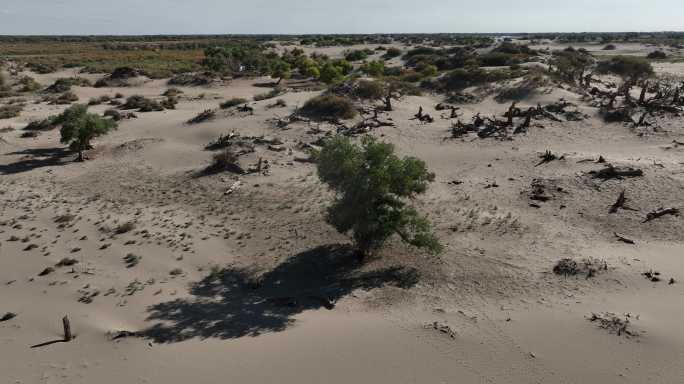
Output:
[
  {"xmin": 590, "ymin": 165, "xmax": 644, "ymax": 180},
  {"xmin": 643, "ymin": 207, "xmax": 680, "ymax": 223},
  {"xmin": 614, "ymin": 232, "xmax": 636, "ymax": 245}
]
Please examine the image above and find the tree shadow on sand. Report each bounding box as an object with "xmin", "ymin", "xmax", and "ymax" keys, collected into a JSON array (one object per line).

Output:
[
  {"xmin": 142, "ymin": 244, "xmax": 418, "ymax": 343},
  {"xmin": 0, "ymin": 147, "xmax": 72, "ymax": 175}
]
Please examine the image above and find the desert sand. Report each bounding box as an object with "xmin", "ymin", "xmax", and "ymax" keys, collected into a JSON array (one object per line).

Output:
[{"xmin": 1, "ymin": 39, "xmax": 684, "ymax": 384}]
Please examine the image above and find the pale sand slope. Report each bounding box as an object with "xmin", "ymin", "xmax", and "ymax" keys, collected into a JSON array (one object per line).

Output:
[{"xmin": 1, "ymin": 43, "xmax": 684, "ymax": 383}]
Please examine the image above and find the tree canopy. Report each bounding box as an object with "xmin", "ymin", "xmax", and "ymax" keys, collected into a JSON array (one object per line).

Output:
[
  {"xmin": 317, "ymin": 136, "xmax": 442, "ymax": 258},
  {"xmin": 58, "ymin": 104, "xmax": 117, "ymax": 161}
]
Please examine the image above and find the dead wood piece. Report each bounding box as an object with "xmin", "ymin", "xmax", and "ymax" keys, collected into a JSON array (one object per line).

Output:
[
  {"xmin": 643, "ymin": 207, "xmax": 680, "ymax": 223},
  {"xmin": 614, "ymin": 232, "xmax": 635, "ymax": 245},
  {"xmin": 590, "ymin": 165, "xmax": 643, "ymax": 180},
  {"xmin": 63, "ymin": 316, "xmax": 73, "ymax": 342},
  {"xmin": 609, "ymin": 190, "xmax": 633, "ymax": 213}
]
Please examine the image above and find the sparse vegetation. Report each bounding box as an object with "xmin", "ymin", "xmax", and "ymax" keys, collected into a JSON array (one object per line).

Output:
[
  {"xmin": 207, "ymin": 148, "xmax": 245, "ymax": 174},
  {"xmin": 254, "ymin": 88, "xmax": 284, "ymax": 101}
]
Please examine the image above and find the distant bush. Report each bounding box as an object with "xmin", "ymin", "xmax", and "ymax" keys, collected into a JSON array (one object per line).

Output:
[
  {"xmin": 95, "ymin": 67, "xmax": 139, "ymax": 87},
  {"xmin": 168, "ymin": 72, "xmax": 218, "ymax": 87},
  {"xmin": 160, "ymin": 96, "xmax": 178, "ymax": 109},
  {"xmin": 254, "ymin": 88, "xmax": 283, "ymax": 101},
  {"xmin": 383, "ymin": 47, "xmax": 403, "ymax": 59},
  {"xmin": 301, "ymin": 94, "xmax": 356, "ymax": 120},
  {"xmin": 478, "ymin": 52, "xmax": 521, "ymax": 67},
  {"xmin": 345, "ymin": 49, "xmax": 371, "ymax": 62},
  {"xmin": 163, "ymin": 88, "xmax": 183, "ymax": 97},
  {"xmin": 0, "ymin": 104, "xmax": 24, "ymax": 119},
  {"xmin": 647, "ymin": 50, "xmax": 667, "ymax": 60},
  {"xmin": 441, "ymin": 67, "xmax": 518, "ymax": 91},
  {"xmin": 88, "ymin": 95, "xmax": 111, "ymax": 105},
  {"xmin": 24, "ymin": 117, "xmax": 58, "ymax": 131},
  {"xmin": 120, "ymin": 95, "xmax": 163, "ymax": 112},
  {"xmin": 319, "ymin": 63, "xmax": 345, "ymax": 84},
  {"xmin": 104, "ymin": 109, "xmax": 123, "ymax": 121},
  {"xmin": 602, "ymin": 44, "xmax": 617, "ymax": 50},
  {"xmin": 18, "ymin": 76, "xmax": 41, "ymax": 92},
  {"xmin": 597, "ymin": 56, "xmax": 654, "ymax": 88},
  {"xmin": 45, "ymin": 78, "xmax": 91, "ymax": 93},
  {"xmin": 220, "ymin": 97, "xmax": 248, "ymax": 109},
  {"xmin": 353, "ymin": 80, "xmax": 385, "ymax": 100},
  {"xmin": 51, "ymin": 91, "xmax": 79, "ymax": 105},
  {"xmin": 360, "ymin": 60, "xmax": 385, "ymax": 77},
  {"xmin": 268, "ymin": 98, "xmax": 287, "ymax": 108},
  {"xmin": 27, "ymin": 62, "xmax": 57, "ymax": 74},
  {"xmin": 492, "ymin": 42, "xmax": 536, "ymax": 55}
]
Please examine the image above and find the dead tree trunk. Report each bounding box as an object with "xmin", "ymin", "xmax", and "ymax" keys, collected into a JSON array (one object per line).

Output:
[
  {"xmin": 63, "ymin": 316, "xmax": 73, "ymax": 342},
  {"xmin": 639, "ymin": 83, "xmax": 648, "ymax": 105}
]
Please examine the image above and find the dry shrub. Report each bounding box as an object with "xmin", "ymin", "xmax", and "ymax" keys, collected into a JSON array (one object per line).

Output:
[{"xmin": 300, "ymin": 94, "xmax": 356, "ymax": 120}]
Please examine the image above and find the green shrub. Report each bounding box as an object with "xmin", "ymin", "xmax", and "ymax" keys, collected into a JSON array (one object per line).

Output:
[
  {"xmin": 320, "ymin": 63, "xmax": 344, "ymax": 84},
  {"xmin": 317, "ymin": 135, "xmax": 442, "ymax": 258},
  {"xmin": 270, "ymin": 60, "xmax": 291, "ymax": 84},
  {"xmin": 360, "ymin": 60, "xmax": 385, "ymax": 77},
  {"xmin": 301, "ymin": 94, "xmax": 356, "ymax": 120},
  {"xmin": 383, "ymin": 47, "xmax": 403, "ymax": 59},
  {"xmin": 345, "ymin": 49, "xmax": 370, "ymax": 62}
]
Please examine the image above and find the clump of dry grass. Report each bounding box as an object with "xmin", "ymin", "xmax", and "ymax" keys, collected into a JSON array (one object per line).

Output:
[{"xmin": 300, "ymin": 94, "xmax": 356, "ymax": 120}]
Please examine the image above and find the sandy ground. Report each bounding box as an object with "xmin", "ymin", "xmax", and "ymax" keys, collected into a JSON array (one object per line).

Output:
[{"xmin": 1, "ymin": 42, "xmax": 684, "ymax": 383}]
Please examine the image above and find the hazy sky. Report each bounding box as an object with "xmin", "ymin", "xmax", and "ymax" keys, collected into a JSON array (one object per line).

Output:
[{"xmin": 0, "ymin": 0, "xmax": 681, "ymax": 35}]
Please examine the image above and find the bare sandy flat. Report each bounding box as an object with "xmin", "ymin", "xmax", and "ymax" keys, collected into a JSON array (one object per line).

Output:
[{"xmin": 1, "ymin": 40, "xmax": 684, "ymax": 384}]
